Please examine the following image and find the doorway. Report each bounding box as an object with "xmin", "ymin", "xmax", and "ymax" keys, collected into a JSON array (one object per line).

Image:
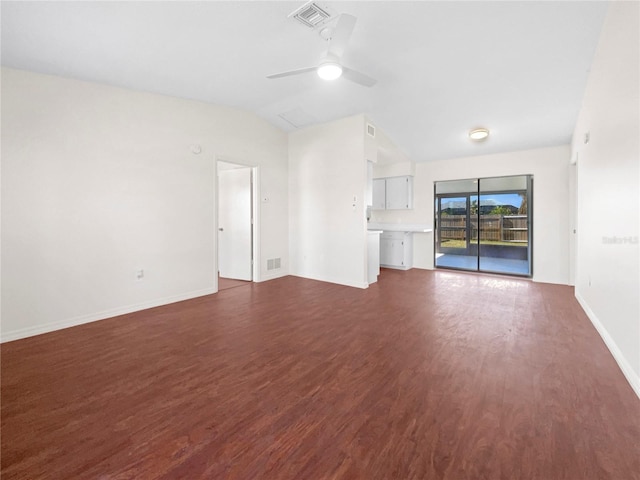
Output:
[
  {"xmin": 217, "ymin": 161, "xmax": 254, "ymax": 288},
  {"xmin": 434, "ymin": 175, "xmax": 532, "ymax": 277}
]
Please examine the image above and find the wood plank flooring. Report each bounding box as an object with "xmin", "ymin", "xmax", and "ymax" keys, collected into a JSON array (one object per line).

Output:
[
  {"xmin": 218, "ymin": 276, "xmax": 251, "ymax": 291},
  {"xmin": 2, "ymin": 269, "xmax": 639, "ymax": 479}
]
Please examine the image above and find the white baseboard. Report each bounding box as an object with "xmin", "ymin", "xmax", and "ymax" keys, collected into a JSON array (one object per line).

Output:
[
  {"xmin": 576, "ymin": 291, "xmax": 640, "ymax": 400},
  {"xmin": 291, "ymin": 273, "xmax": 368, "ymax": 290},
  {"xmin": 255, "ymin": 270, "xmax": 288, "ymax": 283},
  {"xmin": 411, "ymin": 265, "xmax": 433, "ymax": 271},
  {"xmin": 0, "ymin": 287, "xmax": 217, "ymax": 343}
]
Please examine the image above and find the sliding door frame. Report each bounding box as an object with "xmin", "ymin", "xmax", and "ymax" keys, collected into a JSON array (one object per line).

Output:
[
  {"xmin": 434, "ymin": 175, "xmax": 533, "ymax": 278},
  {"xmin": 435, "ymin": 194, "xmax": 473, "ymax": 255}
]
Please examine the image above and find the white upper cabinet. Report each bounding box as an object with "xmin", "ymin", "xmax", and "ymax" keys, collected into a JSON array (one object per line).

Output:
[
  {"xmin": 386, "ymin": 176, "xmax": 413, "ymax": 209},
  {"xmin": 372, "ymin": 176, "xmax": 413, "ymax": 210},
  {"xmin": 372, "ymin": 178, "xmax": 386, "ymax": 210}
]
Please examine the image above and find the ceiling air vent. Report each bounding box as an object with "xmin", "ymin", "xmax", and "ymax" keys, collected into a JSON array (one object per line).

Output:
[{"xmin": 289, "ymin": 1, "xmax": 333, "ymax": 28}]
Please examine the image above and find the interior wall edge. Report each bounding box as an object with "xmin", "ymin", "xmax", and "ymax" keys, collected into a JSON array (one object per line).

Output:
[
  {"xmin": 289, "ymin": 273, "xmax": 368, "ymax": 290},
  {"xmin": 575, "ymin": 290, "xmax": 640, "ymax": 400},
  {"xmin": 255, "ymin": 271, "xmax": 289, "ymax": 283},
  {"xmin": 0, "ymin": 287, "xmax": 217, "ymax": 344}
]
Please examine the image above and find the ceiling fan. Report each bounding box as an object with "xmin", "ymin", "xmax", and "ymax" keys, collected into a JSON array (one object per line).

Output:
[{"xmin": 267, "ymin": 14, "xmax": 377, "ymax": 87}]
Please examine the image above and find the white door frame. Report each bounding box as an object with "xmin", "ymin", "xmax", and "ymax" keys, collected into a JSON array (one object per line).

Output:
[{"xmin": 215, "ymin": 156, "xmax": 260, "ymax": 292}]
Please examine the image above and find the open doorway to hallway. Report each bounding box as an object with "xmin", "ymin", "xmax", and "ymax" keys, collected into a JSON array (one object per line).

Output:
[{"xmin": 217, "ymin": 161, "xmax": 255, "ymax": 289}]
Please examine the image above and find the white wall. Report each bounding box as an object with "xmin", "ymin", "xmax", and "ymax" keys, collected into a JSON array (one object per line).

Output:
[
  {"xmin": 289, "ymin": 115, "xmax": 368, "ymax": 288},
  {"xmin": 372, "ymin": 145, "xmax": 572, "ymax": 285},
  {"xmin": 373, "ymin": 126, "xmax": 414, "ymax": 174},
  {"xmin": 570, "ymin": 1, "xmax": 640, "ymax": 396},
  {"xmin": 373, "ymin": 161, "xmax": 416, "ymax": 179},
  {"xmin": 1, "ymin": 68, "xmax": 288, "ymax": 342}
]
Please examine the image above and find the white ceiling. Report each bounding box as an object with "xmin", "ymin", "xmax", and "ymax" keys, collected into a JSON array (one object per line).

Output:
[{"xmin": 1, "ymin": 1, "xmax": 608, "ymax": 162}]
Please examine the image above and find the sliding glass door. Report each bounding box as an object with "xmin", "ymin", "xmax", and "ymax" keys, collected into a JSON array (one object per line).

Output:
[
  {"xmin": 435, "ymin": 179, "xmax": 477, "ymax": 270},
  {"xmin": 435, "ymin": 175, "xmax": 532, "ymax": 277}
]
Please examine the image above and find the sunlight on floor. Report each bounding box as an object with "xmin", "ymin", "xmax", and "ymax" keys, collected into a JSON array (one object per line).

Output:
[{"xmin": 435, "ymin": 253, "xmax": 529, "ymax": 276}]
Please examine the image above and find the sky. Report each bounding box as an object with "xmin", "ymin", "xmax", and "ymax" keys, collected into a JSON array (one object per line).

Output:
[
  {"xmin": 442, "ymin": 193, "xmax": 523, "ymax": 209},
  {"xmin": 474, "ymin": 194, "xmax": 523, "ymax": 208}
]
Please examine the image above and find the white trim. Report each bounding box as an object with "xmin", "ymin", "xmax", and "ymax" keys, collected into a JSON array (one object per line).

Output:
[
  {"xmin": 215, "ymin": 156, "xmax": 261, "ymax": 282},
  {"xmin": 0, "ymin": 287, "xmax": 217, "ymax": 343},
  {"xmin": 576, "ymin": 291, "xmax": 640, "ymax": 399},
  {"xmin": 251, "ymin": 166, "xmax": 260, "ymax": 282},
  {"xmin": 256, "ymin": 270, "xmax": 288, "ymax": 283},
  {"xmin": 291, "ymin": 273, "xmax": 368, "ymax": 290}
]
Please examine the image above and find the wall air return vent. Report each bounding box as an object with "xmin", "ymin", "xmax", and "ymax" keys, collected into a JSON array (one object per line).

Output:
[
  {"xmin": 367, "ymin": 124, "xmax": 376, "ymax": 137},
  {"xmin": 289, "ymin": 1, "xmax": 333, "ymax": 28},
  {"xmin": 267, "ymin": 258, "xmax": 282, "ymax": 270}
]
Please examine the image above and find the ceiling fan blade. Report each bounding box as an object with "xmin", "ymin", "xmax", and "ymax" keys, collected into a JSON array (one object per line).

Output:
[
  {"xmin": 328, "ymin": 14, "xmax": 356, "ymax": 58},
  {"xmin": 342, "ymin": 66, "xmax": 377, "ymax": 87},
  {"xmin": 266, "ymin": 66, "xmax": 317, "ymax": 79}
]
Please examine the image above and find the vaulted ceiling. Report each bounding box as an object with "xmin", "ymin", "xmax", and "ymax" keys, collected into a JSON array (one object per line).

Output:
[{"xmin": 1, "ymin": 1, "xmax": 608, "ymax": 162}]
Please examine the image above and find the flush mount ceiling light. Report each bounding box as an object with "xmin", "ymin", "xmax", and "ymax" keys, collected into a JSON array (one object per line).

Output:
[
  {"xmin": 469, "ymin": 128, "xmax": 490, "ymax": 141},
  {"xmin": 317, "ymin": 61, "xmax": 343, "ymax": 80}
]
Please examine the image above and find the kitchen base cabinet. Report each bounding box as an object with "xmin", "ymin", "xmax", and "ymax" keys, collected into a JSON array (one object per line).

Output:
[{"xmin": 380, "ymin": 231, "xmax": 413, "ymax": 270}]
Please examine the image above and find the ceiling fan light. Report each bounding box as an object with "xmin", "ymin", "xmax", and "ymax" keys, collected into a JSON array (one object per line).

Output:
[
  {"xmin": 469, "ymin": 128, "xmax": 490, "ymax": 141},
  {"xmin": 317, "ymin": 62, "xmax": 342, "ymax": 81}
]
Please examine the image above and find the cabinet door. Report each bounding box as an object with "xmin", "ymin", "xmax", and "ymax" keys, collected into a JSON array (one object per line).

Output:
[
  {"xmin": 386, "ymin": 176, "xmax": 413, "ymax": 210},
  {"xmin": 372, "ymin": 178, "xmax": 386, "ymax": 210},
  {"xmin": 380, "ymin": 237, "xmax": 393, "ymax": 265},
  {"xmin": 380, "ymin": 236, "xmax": 405, "ymax": 266}
]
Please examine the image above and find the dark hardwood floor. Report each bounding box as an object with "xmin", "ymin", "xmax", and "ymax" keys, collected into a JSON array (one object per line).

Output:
[
  {"xmin": 2, "ymin": 269, "xmax": 639, "ymax": 479},
  {"xmin": 218, "ymin": 276, "xmax": 251, "ymax": 291}
]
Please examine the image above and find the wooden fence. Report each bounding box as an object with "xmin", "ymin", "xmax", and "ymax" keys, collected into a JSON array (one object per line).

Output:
[{"xmin": 439, "ymin": 215, "xmax": 528, "ymax": 243}]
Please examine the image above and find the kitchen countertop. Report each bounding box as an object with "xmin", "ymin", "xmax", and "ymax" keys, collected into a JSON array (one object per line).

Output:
[{"xmin": 367, "ymin": 223, "xmax": 432, "ymax": 233}]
